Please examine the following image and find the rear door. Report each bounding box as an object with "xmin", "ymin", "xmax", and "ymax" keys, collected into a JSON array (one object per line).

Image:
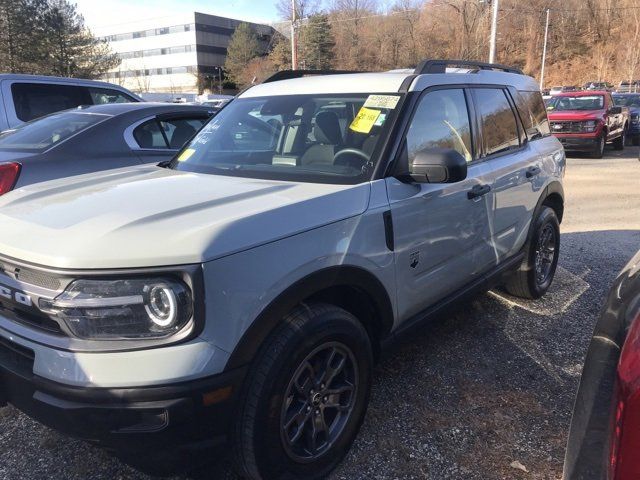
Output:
[
  {"xmin": 386, "ymin": 87, "xmax": 495, "ymax": 322},
  {"xmin": 473, "ymin": 87, "xmax": 543, "ymax": 261}
]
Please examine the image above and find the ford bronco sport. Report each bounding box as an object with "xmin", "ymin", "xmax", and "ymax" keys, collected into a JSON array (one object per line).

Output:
[{"xmin": 0, "ymin": 60, "xmax": 565, "ymax": 479}]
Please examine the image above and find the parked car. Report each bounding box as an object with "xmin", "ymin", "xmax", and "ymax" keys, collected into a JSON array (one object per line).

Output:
[
  {"xmin": 0, "ymin": 103, "xmax": 215, "ymax": 195},
  {"xmin": 617, "ymin": 80, "xmax": 640, "ymax": 94},
  {"xmin": 0, "ymin": 74, "xmax": 142, "ymax": 131},
  {"xmin": 612, "ymin": 93, "xmax": 640, "ymax": 145},
  {"xmin": 584, "ymin": 81, "xmax": 613, "ymax": 91},
  {"xmin": 547, "ymin": 90, "xmax": 629, "ymax": 157},
  {"xmin": 0, "ymin": 60, "xmax": 565, "ymax": 479},
  {"xmin": 549, "ymin": 86, "xmax": 578, "ymax": 96},
  {"xmin": 563, "ymin": 249, "xmax": 640, "ymax": 480}
]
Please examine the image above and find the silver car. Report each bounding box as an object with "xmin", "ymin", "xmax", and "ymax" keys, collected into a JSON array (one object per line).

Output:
[{"xmin": 0, "ymin": 60, "xmax": 565, "ymax": 479}]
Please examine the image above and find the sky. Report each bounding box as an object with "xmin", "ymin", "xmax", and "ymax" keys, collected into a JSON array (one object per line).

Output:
[{"xmin": 73, "ymin": 0, "xmax": 282, "ymax": 32}]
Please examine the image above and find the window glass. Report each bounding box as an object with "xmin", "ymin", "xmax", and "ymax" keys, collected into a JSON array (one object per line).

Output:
[
  {"xmin": 11, "ymin": 83, "xmax": 91, "ymax": 122},
  {"xmin": 547, "ymin": 95, "xmax": 604, "ymax": 111},
  {"xmin": 88, "ymin": 88, "xmax": 135, "ymax": 104},
  {"xmin": 516, "ymin": 91, "xmax": 550, "ymax": 140},
  {"xmin": 160, "ymin": 117, "xmax": 208, "ymax": 149},
  {"xmin": 405, "ymin": 89, "xmax": 473, "ymax": 163},
  {"xmin": 613, "ymin": 94, "xmax": 640, "ymax": 107},
  {"xmin": 133, "ymin": 120, "xmax": 167, "ymax": 148},
  {"xmin": 474, "ymin": 88, "xmax": 520, "ymax": 156},
  {"xmin": 0, "ymin": 111, "xmax": 109, "ymax": 152}
]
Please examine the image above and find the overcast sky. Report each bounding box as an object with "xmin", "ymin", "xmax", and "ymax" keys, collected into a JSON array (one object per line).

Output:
[{"xmin": 74, "ymin": 0, "xmax": 281, "ymax": 32}]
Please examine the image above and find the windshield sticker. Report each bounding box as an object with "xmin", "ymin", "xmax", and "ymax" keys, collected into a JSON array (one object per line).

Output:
[
  {"xmin": 363, "ymin": 95, "xmax": 400, "ymax": 109},
  {"xmin": 374, "ymin": 113, "xmax": 387, "ymax": 127},
  {"xmin": 350, "ymin": 107, "xmax": 381, "ymax": 134},
  {"xmin": 177, "ymin": 148, "xmax": 195, "ymax": 162}
]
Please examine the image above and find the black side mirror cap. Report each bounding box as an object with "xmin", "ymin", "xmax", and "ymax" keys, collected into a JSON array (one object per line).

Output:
[
  {"xmin": 408, "ymin": 147, "xmax": 468, "ymax": 184},
  {"xmin": 609, "ymin": 106, "xmax": 623, "ymax": 114}
]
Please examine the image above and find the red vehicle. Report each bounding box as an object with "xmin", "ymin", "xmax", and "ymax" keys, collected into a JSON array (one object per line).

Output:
[{"xmin": 546, "ymin": 91, "xmax": 628, "ymax": 158}]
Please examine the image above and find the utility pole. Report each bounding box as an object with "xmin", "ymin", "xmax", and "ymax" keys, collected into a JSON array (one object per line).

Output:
[
  {"xmin": 291, "ymin": 0, "xmax": 298, "ymax": 70},
  {"xmin": 488, "ymin": 0, "xmax": 499, "ymax": 63},
  {"xmin": 540, "ymin": 8, "xmax": 550, "ymax": 90}
]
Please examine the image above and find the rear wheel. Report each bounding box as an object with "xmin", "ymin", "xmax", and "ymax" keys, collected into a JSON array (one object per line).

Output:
[
  {"xmin": 233, "ymin": 303, "xmax": 373, "ymax": 480},
  {"xmin": 592, "ymin": 134, "xmax": 605, "ymax": 158},
  {"xmin": 613, "ymin": 127, "xmax": 626, "ymax": 150},
  {"xmin": 503, "ymin": 206, "xmax": 560, "ymax": 299}
]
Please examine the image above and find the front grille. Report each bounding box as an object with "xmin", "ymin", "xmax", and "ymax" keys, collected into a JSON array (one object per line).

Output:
[
  {"xmin": 550, "ymin": 121, "xmax": 585, "ymax": 133},
  {"xmin": 0, "ymin": 262, "xmax": 60, "ymax": 290},
  {"xmin": 0, "ymin": 299, "xmax": 65, "ymax": 336},
  {"xmin": 0, "ymin": 335, "xmax": 35, "ymax": 378}
]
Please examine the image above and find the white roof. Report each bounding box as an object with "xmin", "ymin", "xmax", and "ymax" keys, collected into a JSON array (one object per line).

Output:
[{"xmin": 240, "ymin": 69, "xmax": 540, "ymax": 98}]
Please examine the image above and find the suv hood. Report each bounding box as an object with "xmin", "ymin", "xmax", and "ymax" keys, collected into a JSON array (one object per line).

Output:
[
  {"xmin": 547, "ymin": 110, "xmax": 604, "ymax": 121},
  {"xmin": 0, "ymin": 165, "xmax": 371, "ymax": 269}
]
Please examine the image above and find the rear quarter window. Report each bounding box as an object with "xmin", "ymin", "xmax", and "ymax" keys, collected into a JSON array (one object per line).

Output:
[{"xmin": 516, "ymin": 91, "xmax": 551, "ymax": 141}]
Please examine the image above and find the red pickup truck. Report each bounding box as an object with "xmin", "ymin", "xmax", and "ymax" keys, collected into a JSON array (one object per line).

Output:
[{"xmin": 546, "ymin": 90, "xmax": 629, "ymax": 158}]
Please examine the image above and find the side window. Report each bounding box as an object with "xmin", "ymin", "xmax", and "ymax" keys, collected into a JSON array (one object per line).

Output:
[
  {"xmin": 405, "ymin": 89, "xmax": 473, "ymax": 163},
  {"xmin": 11, "ymin": 83, "xmax": 90, "ymax": 122},
  {"xmin": 516, "ymin": 91, "xmax": 550, "ymax": 141},
  {"xmin": 133, "ymin": 120, "xmax": 167, "ymax": 149},
  {"xmin": 159, "ymin": 117, "xmax": 208, "ymax": 149},
  {"xmin": 474, "ymin": 88, "xmax": 520, "ymax": 156},
  {"xmin": 88, "ymin": 88, "xmax": 136, "ymax": 104}
]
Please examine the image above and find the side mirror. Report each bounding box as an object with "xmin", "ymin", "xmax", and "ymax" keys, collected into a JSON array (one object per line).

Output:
[
  {"xmin": 408, "ymin": 148, "xmax": 468, "ymax": 183},
  {"xmin": 609, "ymin": 106, "xmax": 622, "ymax": 114}
]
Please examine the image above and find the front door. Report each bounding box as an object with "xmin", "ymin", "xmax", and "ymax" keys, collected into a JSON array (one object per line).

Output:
[{"xmin": 386, "ymin": 88, "xmax": 496, "ymax": 323}]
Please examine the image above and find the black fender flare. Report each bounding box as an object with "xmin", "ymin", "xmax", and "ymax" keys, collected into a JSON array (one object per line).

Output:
[
  {"xmin": 528, "ymin": 180, "xmax": 564, "ymax": 244},
  {"xmin": 224, "ymin": 265, "xmax": 394, "ymax": 371}
]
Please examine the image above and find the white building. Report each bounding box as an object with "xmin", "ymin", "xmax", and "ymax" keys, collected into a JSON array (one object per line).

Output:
[{"xmin": 97, "ymin": 12, "xmax": 274, "ymax": 94}]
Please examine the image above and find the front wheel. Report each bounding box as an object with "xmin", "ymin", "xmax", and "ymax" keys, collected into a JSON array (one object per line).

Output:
[
  {"xmin": 592, "ymin": 134, "xmax": 605, "ymax": 158},
  {"xmin": 613, "ymin": 127, "xmax": 626, "ymax": 150},
  {"xmin": 233, "ymin": 303, "xmax": 373, "ymax": 480},
  {"xmin": 503, "ymin": 206, "xmax": 560, "ymax": 299}
]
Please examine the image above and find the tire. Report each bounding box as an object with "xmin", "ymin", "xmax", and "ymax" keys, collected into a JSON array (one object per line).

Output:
[
  {"xmin": 592, "ymin": 134, "xmax": 605, "ymax": 158},
  {"xmin": 503, "ymin": 206, "xmax": 560, "ymax": 299},
  {"xmin": 632, "ymin": 135, "xmax": 640, "ymax": 147},
  {"xmin": 613, "ymin": 127, "xmax": 626, "ymax": 150},
  {"xmin": 233, "ymin": 303, "xmax": 373, "ymax": 480}
]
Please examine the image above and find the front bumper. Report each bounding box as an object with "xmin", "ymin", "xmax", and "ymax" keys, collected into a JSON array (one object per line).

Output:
[
  {"xmin": 552, "ymin": 135, "xmax": 600, "ymax": 152},
  {"xmin": 0, "ymin": 334, "xmax": 246, "ymax": 451}
]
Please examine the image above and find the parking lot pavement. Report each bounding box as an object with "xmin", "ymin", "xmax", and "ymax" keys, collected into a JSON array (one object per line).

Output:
[{"xmin": 1, "ymin": 147, "xmax": 639, "ymax": 480}]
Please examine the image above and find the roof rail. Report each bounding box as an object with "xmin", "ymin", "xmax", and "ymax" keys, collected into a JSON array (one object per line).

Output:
[
  {"xmin": 414, "ymin": 59, "xmax": 523, "ymax": 75},
  {"xmin": 262, "ymin": 69, "xmax": 364, "ymax": 84}
]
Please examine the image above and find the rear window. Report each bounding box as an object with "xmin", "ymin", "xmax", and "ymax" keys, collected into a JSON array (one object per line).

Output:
[
  {"xmin": 516, "ymin": 91, "xmax": 550, "ymax": 140},
  {"xmin": 0, "ymin": 111, "xmax": 109, "ymax": 152},
  {"xmin": 11, "ymin": 83, "xmax": 91, "ymax": 122}
]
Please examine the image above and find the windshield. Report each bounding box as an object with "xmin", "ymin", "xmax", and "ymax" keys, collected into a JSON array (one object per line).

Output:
[
  {"xmin": 169, "ymin": 93, "xmax": 403, "ymax": 184},
  {"xmin": 547, "ymin": 95, "xmax": 604, "ymax": 111},
  {"xmin": 0, "ymin": 111, "xmax": 110, "ymax": 152},
  {"xmin": 613, "ymin": 95, "xmax": 640, "ymax": 107}
]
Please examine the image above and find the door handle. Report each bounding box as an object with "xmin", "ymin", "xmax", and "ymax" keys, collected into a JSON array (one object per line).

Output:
[
  {"xmin": 526, "ymin": 166, "xmax": 541, "ymax": 178},
  {"xmin": 467, "ymin": 184, "xmax": 491, "ymax": 200}
]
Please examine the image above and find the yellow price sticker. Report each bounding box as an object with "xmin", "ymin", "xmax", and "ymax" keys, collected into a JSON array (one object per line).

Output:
[
  {"xmin": 177, "ymin": 148, "xmax": 195, "ymax": 162},
  {"xmin": 350, "ymin": 107, "xmax": 381, "ymax": 134}
]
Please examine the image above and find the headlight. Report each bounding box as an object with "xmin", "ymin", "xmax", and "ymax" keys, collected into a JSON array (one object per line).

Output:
[
  {"xmin": 582, "ymin": 120, "xmax": 598, "ymax": 132},
  {"xmin": 631, "ymin": 114, "xmax": 639, "ymax": 124},
  {"xmin": 40, "ymin": 277, "xmax": 193, "ymax": 340}
]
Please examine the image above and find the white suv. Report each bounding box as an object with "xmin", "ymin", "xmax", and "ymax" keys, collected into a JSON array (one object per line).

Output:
[{"xmin": 0, "ymin": 60, "xmax": 565, "ymax": 479}]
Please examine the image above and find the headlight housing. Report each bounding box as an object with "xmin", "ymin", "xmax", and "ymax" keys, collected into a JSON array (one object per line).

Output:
[
  {"xmin": 40, "ymin": 277, "xmax": 193, "ymax": 340},
  {"xmin": 582, "ymin": 120, "xmax": 598, "ymax": 133}
]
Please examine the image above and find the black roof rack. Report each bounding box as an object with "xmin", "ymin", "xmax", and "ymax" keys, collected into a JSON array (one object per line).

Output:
[
  {"xmin": 262, "ymin": 69, "xmax": 364, "ymax": 84},
  {"xmin": 414, "ymin": 59, "xmax": 523, "ymax": 75}
]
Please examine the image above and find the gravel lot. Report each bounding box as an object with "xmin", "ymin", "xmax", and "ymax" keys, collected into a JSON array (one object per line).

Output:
[{"xmin": 1, "ymin": 147, "xmax": 639, "ymax": 480}]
